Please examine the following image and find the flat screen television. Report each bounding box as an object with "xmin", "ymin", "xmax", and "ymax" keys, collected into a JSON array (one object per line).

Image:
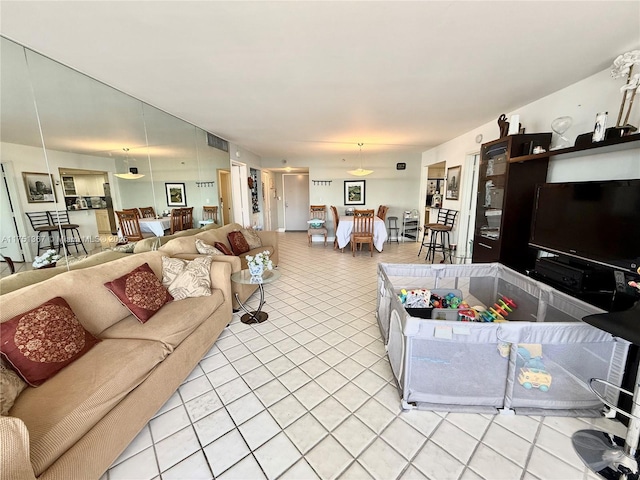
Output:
[{"xmin": 529, "ymin": 179, "xmax": 640, "ymax": 274}]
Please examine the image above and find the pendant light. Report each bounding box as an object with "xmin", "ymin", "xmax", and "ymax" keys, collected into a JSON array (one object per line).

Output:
[
  {"xmin": 114, "ymin": 148, "xmax": 145, "ymax": 179},
  {"xmin": 348, "ymin": 143, "xmax": 373, "ymax": 176}
]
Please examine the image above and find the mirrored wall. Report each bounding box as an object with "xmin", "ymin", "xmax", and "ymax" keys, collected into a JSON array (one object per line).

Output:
[{"xmin": 0, "ymin": 36, "xmax": 231, "ymax": 268}]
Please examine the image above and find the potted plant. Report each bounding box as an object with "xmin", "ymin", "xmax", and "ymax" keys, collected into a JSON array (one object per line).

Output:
[
  {"xmin": 245, "ymin": 251, "xmax": 273, "ymax": 278},
  {"xmin": 32, "ymin": 249, "xmax": 61, "ymax": 269}
]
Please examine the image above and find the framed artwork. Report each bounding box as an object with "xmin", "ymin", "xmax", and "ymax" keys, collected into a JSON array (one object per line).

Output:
[
  {"xmin": 445, "ymin": 166, "xmax": 461, "ymax": 200},
  {"xmin": 592, "ymin": 111, "xmax": 608, "ymax": 142},
  {"xmin": 165, "ymin": 182, "xmax": 187, "ymax": 207},
  {"xmin": 344, "ymin": 180, "xmax": 366, "ymax": 205},
  {"xmin": 23, "ymin": 172, "xmax": 57, "ymax": 203}
]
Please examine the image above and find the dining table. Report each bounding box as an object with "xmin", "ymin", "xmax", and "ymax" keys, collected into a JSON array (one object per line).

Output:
[
  {"xmin": 335, "ymin": 215, "xmax": 388, "ymax": 252},
  {"xmin": 139, "ymin": 217, "xmax": 171, "ymax": 237}
]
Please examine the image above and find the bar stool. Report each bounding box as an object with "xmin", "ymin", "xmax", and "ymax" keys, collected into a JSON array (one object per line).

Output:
[
  {"xmin": 573, "ymin": 302, "xmax": 640, "ymax": 479},
  {"xmin": 48, "ymin": 211, "xmax": 88, "ymax": 255},
  {"xmin": 419, "ymin": 209, "xmax": 457, "ymax": 263},
  {"xmin": 25, "ymin": 212, "xmax": 59, "ymax": 255},
  {"xmin": 387, "ymin": 216, "xmax": 399, "ymax": 243}
]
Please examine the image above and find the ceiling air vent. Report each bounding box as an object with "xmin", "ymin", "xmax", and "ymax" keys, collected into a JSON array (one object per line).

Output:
[{"xmin": 207, "ymin": 132, "xmax": 229, "ymax": 152}]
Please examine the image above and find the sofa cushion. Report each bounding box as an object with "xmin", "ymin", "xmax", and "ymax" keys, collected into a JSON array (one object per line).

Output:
[
  {"xmin": 241, "ymin": 228, "xmax": 263, "ymax": 249},
  {"xmin": 228, "ymin": 231, "xmax": 250, "ymax": 255},
  {"xmin": 99, "ymin": 291, "xmax": 224, "ymax": 350},
  {"xmin": 195, "ymin": 239, "xmax": 224, "ymax": 255},
  {"xmin": 10, "ymin": 338, "xmax": 168, "ymax": 476},
  {"xmin": 161, "ymin": 256, "xmax": 212, "ymax": 301},
  {"xmin": 0, "ymin": 297, "xmax": 101, "ymax": 387},
  {"xmin": 215, "ymin": 242, "xmax": 234, "ymax": 256},
  {"xmin": 0, "ymin": 363, "xmax": 27, "ymax": 415},
  {"xmin": 104, "ymin": 263, "xmax": 173, "ymax": 323}
]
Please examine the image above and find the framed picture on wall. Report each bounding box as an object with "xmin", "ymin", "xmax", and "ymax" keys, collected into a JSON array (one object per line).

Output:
[
  {"xmin": 22, "ymin": 172, "xmax": 57, "ymax": 203},
  {"xmin": 446, "ymin": 166, "xmax": 461, "ymax": 200},
  {"xmin": 165, "ymin": 183, "xmax": 187, "ymax": 207},
  {"xmin": 344, "ymin": 180, "xmax": 366, "ymax": 205}
]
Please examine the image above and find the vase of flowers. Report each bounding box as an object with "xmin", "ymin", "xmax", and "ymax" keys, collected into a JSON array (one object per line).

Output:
[
  {"xmin": 33, "ymin": 249, "xmax": 61, "ymax": 269},
  {"xmin": 246, "ymin": 251, "xmax": 273, "ymax": 278},
  {"xmin": 611, "ymin": 50, "xmax": 640, "ymax": 130}
]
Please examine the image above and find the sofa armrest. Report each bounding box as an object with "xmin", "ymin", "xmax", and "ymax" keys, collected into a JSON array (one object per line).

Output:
[
  {"xmin": 0, "ymin": 416, "xmax": 37, "ymax": 480},
  {"xmin": 173, "ymin": 253, "xmax": 242, "ymax": 273},
  {"xmin": 209, "ymin": 261, "xmax": 233, "ymax": 316}
]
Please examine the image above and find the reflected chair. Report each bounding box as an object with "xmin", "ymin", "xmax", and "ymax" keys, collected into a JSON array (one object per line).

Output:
[
  {"xmin": 351, "ymin": 209, "xmax": 375, "ymax": 257},
  {"xmin": 330, "ymin": 205, "xmax": 340, "ymax": 251},
  {"xmin": 387, "ymin": 216, "xmax": 399, "ymax": 243},
  {"xmin": 169, "ymin": 208, "xmax": 183, "ymax": 234},
  {"xmin": 122, "ymin": 208, "xmax": 141, "ymax": 219},
  {"xmin": 49, "ymin": 210, "xmax": 88, "ymax": 254},
  {"xmin": 419, "ymin": 208, "xmax": 458, "ymax": 263},
  {"xmin": 308, "ymin": 205, "xmax": 328, "ymax": 246},
  {"xmin": 181, "ymin": 207, "xmax": 194, "ymax": 230},
  {"xmin": 116, "ymin": 210, "xmax": 144, "ymax": 242},
  {"xmin": 25, "ymin": 211, "xmax": 60, "ymax": 255},
  {"xmin": 139, "ymin": 206, "xmax": 156, "ymax": 218},
  {"xmin": 203, "ymin": 206, "xmax": 219, "ymax": 224}
]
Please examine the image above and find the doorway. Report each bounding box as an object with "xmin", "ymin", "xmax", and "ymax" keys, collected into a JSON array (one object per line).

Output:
[
  {"xmin": 218, "ymin": 169, "xmax": 232, "ymax": 225},
  {"xmin": 231, "ymin": 162, "xmax": 250, "ymax": 226},
  {"xmin": 283, "ymin": 174, "xmax": 309, "ymax": 231}
]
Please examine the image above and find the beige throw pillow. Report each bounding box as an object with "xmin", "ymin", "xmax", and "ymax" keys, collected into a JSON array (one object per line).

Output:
[
  {"xmin": 1, "ymin": 363, "xmax": 27, "ymax": 415},
  {"xmin": 241, "ymin": 228, "xmax": 262, "ymax": 249},
  {"xmin": 161, "ymin": 256, "xmax": 213, "ymax": 301},
  {"xmin": 195, "ymin": 239, "xmax": 224, "ymax": 256}
]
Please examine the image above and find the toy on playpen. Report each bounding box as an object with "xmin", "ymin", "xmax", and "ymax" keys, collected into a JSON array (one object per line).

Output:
[
  {"xmin": 516, "ymin": 344, "xmax": 552, "ymax": 392},
  {"xmin": 479, "ymin": 296, "xmax": 517, "ymax": 322}
]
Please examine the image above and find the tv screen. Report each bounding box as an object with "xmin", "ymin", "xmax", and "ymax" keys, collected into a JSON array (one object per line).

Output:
[{"xmin": 529, "ymin": 179, "xmax": 640, "ymax": 274}]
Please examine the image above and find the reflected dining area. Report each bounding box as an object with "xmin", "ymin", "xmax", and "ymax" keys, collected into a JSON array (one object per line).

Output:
[
  {"xmin": 115, "ymin": 206, "xmax": 195, "ymax": 243},
  {"xmin": 333, "ymin": 205, "xmax": 388, "ymax": 255}
]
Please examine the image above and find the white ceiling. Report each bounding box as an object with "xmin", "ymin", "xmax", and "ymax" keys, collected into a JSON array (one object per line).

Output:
[{"xmin": 1, "ymin": 1, "xmax": 639, "ymax": 160}]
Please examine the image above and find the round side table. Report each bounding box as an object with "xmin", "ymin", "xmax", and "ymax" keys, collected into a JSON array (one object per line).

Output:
[{"xmin": 230, "ymin": 269, "xmax": 281, "ymax": 324}]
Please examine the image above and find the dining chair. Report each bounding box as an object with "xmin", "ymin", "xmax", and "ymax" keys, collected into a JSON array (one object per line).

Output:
[
  {"xmin": 351, "ymin": 209, "xmax": 375, "ymax": 257},
  {"xmin": 308, "ymin": 205, "xmax": 328, "ymax": 246},
  {"xmin": 377, "ymin": 205, "xmax": 389, "ymax": 222},
  {"xmin": 48, "ymin": 210, "xmax": 88, "ymax": 254},
  {"xmin": 122, "ymin": 208, "xmax": 141, "ymax": 219},
  {"xmin": 169, "ymin": 208, "xmax": 183, "ymax": 234},
  {"xmin": 330, "ymin": 205, "xmax": 340, "ymax": 251},
  {"xmin": 181, "ymin": 207, "xmax": 194, "ymax": 230},
  {"xmin": 139, "ymin": 206, "xmax": 156, "ymax": 218},
  {"xmin": 25, "ymin": 211, "xmax": 60, "ymax": 255},
  {"xmin": 116, "ymin": 210, "xmax": 144, "ymax": 242},
  {"xmin": 203, "ymin": 206, "xmax": 219, "ymax": 224}
]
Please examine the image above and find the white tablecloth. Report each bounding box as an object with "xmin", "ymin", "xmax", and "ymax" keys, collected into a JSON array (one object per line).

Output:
[
  {"xmin": 139, "ymin": 218, "xmax": 171, "ymax": 237},
  {"xmin": 336, "ymin": 216, "xmax": 388, "ymax": 252}
]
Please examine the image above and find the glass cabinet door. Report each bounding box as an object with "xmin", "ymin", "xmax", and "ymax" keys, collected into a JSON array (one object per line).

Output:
[{"xmin": 476, "ymin": 142, "xmax": 507, "ymax": 242}]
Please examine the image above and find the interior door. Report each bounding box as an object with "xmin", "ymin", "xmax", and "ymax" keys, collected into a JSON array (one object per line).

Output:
[
  {"xmin": 1, "ymin": 163, "xmax": 26, "ymax": 263},
  {"xmin": 283, "ymin": 174, "xmax": 309, "ymax": 231},
  {"xmin": 218, "ymin": 169, "xmax": 231, "ymax": 225}
]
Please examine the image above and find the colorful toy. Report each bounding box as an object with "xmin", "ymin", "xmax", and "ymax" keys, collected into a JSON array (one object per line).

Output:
[
  {"xmin": 516, "ymin": 344, "xmax": 552, "ymax": 392},
  {"xmin": 479, "ymin": 295, "xmax": 517, "ymax": 322}
]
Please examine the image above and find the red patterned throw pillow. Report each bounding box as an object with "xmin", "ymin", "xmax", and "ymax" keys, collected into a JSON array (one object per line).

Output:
[
  {"xmin": 214, "ymin": 241, "xmax": 234, "ymax": 256},
  {"xmin": 227, "ymin": 231, "xmax": 250, "ymax": 255},
  {"xmin": 104, "ymin": 263, "xmax": 173, "ymax": 323},
  {"xmin": 0, "ymin": 297, "xmax": 101, "ymax": 386}
]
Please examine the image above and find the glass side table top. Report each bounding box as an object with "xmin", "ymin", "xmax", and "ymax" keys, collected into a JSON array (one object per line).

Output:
[{"xmin": 231, "ymin": 269, "xmax": 281, "ymax": 285}]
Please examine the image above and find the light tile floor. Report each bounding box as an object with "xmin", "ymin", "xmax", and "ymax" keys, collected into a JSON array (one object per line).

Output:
[{"xmin": 91, "ymin": 233, "xmax": 620, "ymax": 479}]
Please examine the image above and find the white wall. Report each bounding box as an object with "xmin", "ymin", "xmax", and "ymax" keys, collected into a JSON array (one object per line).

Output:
[
  {"xmin": 262, "ymin": 151, "xmax": 422, "ymax": 234},
  {"xmin": 421, "ymin": 67, "xmax": 640, "ymax": 248}
]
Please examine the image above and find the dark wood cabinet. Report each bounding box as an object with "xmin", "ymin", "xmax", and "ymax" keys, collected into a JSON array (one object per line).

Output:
[{"xmin": 472, "ymin": 133, "xmax": 551, "ymax": 272}]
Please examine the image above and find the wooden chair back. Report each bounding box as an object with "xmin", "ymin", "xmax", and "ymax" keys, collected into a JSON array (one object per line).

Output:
[
  {"xmin": 170, "ymin": 208, "xmax": 183, "ymax": 234},
  {"xmin": 309, "ymin": 205, "xmax": 326, "ymax": 221},
  {"xmin": 139, "ymin": 206, "xmax": 156, "ymax": 218},
  {"xmin": 377, "ymin": 205, "xmax": 389, "ymax": 222},
  {"xmin": 203, "ymin": 206, "xmax": 219, "ymax": 223},
  {"xmin": 122, "ymin": 208, "xmax": 141, "ymax": 219},
  {"xmin": 116, "ymin": 210, "xmax": 143, "ymax": 242},
  {"xmin": 181, "ymin": 207, "xmax": 194, "ymax": 230},
  {"xmin": 351, "ymin": 209, "xmax": 375, "ymax": 256},
  {"xmin": 330, "ymin": 205, "xmax": 340, "ymax": 250}
]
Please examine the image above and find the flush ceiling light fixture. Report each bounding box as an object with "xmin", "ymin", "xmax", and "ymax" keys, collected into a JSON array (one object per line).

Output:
[
  {"xmin": 348, "ymin": 143, "xmax": 373, "ymax": 176},
  {"xmin": 114, "ymin": 148, "xmax": 145, "ymax": 179}
]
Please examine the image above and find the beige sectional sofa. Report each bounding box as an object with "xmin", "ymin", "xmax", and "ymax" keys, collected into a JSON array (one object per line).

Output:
[
  {"xmin": 0, "ymin": 250, "xmax": 232, "ymax": 480},
  {"xmin": 159, "ymin": 222, "xmax": 279, "ymax": 310}
]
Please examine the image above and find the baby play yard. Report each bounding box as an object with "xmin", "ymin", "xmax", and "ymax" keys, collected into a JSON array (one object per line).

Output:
[{"xmin": 376, "ymin": 263, "xmax": 629, "ymax": 416}]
